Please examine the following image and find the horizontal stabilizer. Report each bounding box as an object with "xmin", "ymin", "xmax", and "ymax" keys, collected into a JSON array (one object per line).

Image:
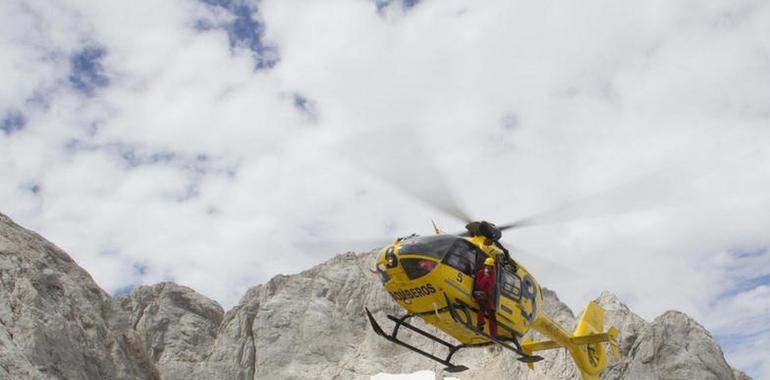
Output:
[{"xmin": 526, "ymin": 301, "xmax": 621, "ymax": 379}]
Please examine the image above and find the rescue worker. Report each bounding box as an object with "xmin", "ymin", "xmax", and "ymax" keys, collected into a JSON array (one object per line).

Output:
[{"xmin": 473, "ymin": 256, "xmax": 497, "ymax": 336}]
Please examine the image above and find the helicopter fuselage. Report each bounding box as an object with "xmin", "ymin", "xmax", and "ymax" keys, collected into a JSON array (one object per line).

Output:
[{"xmin": 374, "ymin": 234, "xmax": 542, "ymax": 345}]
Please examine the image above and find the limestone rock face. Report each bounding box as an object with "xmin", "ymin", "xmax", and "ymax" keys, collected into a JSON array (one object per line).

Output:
[
  {"xmin": 114, "ymin": 282, "xmax": 224, "ymax": 379},
  {"xmin": 0, "ymin": 213, "xmax": 158, "ymax": 380},
  {"xmin": 189, "ymin": 252, "xmax": 747, "ymax": 380},
  {"xmin": 201, "ymin": 252, "xmax": 419, "ymax": 379},
  {"xmin": 595, "ymin": 291, "xmax": 647, "ymax": 357},
  {"xmin": 605, "ymin": 311, "xmax": 737, "ymax": 380},
  {"xmin": 0, "ymin": 212, "xmax": 753, "ymax": 379}
]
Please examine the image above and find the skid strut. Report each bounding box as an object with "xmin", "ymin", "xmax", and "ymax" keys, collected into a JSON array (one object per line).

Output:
[
  {"xmin": 365, "ymin": 308, "xmax": 469, "ymax": 373},
  {"xmin": 443, "ymin": 294, "xmax": 544, "ymax": 364}
]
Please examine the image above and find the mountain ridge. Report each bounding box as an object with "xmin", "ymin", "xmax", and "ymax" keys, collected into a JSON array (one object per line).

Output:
[{"xmin": 0, "ymin": 212, "xmax": 752, "ymax": 379}]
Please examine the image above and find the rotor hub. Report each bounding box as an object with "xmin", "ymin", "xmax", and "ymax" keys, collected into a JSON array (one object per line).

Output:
[{"xmin": 465, "ymin": 221, "xmax": 502, "ymax": 241}]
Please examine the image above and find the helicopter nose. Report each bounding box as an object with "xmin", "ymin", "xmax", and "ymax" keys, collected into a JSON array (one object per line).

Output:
[
  {"xmin": 384, "ymin": 246, "xmax": 398, "ymax": 268},
  {"xmin": 376, "ymin": 245, "xmax": 398, "ymax": 266},
  {"xmin": 374, "ymin": 245, "xmax": 397, "ymax": 283}
]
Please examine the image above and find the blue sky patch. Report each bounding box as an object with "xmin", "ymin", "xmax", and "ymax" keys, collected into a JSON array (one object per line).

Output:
[
  {"xmin": 25, "ymin": 88, "xmax": 53, "ymax": 110},
  {"xmin": 133, "ymin": 263, "xmax": 148, "ymax": 276},
  {"xmin": 17, "ymin": 181, "xmax": 42, "ymax": 195},
  {"xmin": 26, "ymin": 182, "xmax": 41, "ymax": 195},
  {"xmin": 110, "ymin": 263, "xmax": 148, "ymax": 297},
  {"xmin": 292, "ymin": 93, "xmax": 318, "ymax": 121},
  {"xmin": 733, "ymin": 274, "xmax": 770, "ymax": 294},
  {"xmin": 500, "ymin": 113, "xmax": 520, "ymax": 130},
  {"xmin": 120, "ymin": 149, "xmax": 176, "ymax": 168},
  {"xmin": 716, "ymin": 248, "xmax": 770, "ymax": 300},
  {"xmin": 180, "ymin": 182, "xmax": 200, "ymax": 201},
  {"xmin": 63, "ymin": 139, "xmax": 237, "ymax": 202},
  {"xmin": 734, "ymin": 248, "xmax": 767, "ymax": 258},
  {"xmin": 113, "ymin": 285, "xmax": 135, "ymax": 297},
  {"xmin": 64, "ymin": 139, "xmax": 235, "ymax": 177},
  {"xmin": 717, "ymin": 327, "xmax": 770, "ymax": 351},
  {"xmin": 65, "ymin": 140, "xmax": 177, "ymax": 168},
  {"xmin": 198, "ymin": 0, "xmax": 278, "ymax": 69},
  {"xmin": 376, "ymin": 0, "xmax": 420, "ymax": 12},
  {"xmin": 69, "ymin": 46, "xmax": 110, "ymax": 96},
  {"xmin": 1, "ymin": 110, "xmax": 26, "ymax": 135}
]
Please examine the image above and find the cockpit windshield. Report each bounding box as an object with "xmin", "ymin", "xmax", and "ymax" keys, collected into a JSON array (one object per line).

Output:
[{"xmin": 397, "ymin": 235, "xmax": 458, "ymax": 260}]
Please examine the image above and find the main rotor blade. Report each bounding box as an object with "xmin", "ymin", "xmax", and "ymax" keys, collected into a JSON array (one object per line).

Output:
[
  {"xmin": 336, "ymin": 126, "xmax": 473, "ymax": 224},
  {"xmin": 502, "ymin": 241, "xmax": 577, "ymax": 277},
  {"xmin": 293, "ymin": 238, "xmax": 394, "ymax": 255},
  {"xmin": 498, "ymin": 168, "xmax": 686, "ymax": 232}
]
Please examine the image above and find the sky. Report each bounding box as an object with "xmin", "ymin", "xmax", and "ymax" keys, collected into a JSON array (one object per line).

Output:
[{"xmin": 1, "ymin": 0, "xmax": 769, "ymax": 378}]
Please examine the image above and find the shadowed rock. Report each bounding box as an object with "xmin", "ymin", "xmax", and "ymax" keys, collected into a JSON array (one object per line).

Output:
[{"xmin": 114, "ymin": 282, "xmax": 224, "ymax": 379}]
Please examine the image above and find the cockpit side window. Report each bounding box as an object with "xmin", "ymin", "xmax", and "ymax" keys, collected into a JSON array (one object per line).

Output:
[
  {"xmin": 401, "ymin": 258, "xmax": 437, "ymax": 280},
  {"xmin": 443, "ymin": 240, "xmax": 483, "ymax": 276},
  {"xmin": 398, "ymin": 235, "xmax": 457, "ymax": 260}
]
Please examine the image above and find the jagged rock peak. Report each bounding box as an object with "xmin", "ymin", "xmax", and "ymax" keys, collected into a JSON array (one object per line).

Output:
[
  {"xmin": 596, "ymin": 291, "xmax": 632, "ymax": 312},
  {"xmin": 114, "ymin": 282, "xmax": 224, "ymax": 378},
  {"xmin": 605, "ymin": 310, "xmax": 740, "ymax": 380},
  {"xmin": 593, "ymin": 291, "xmax": 647, "ymax": 357},
  {"xmin": 0, "ymin": 212, "xmax": 159, "ymax": 379}
]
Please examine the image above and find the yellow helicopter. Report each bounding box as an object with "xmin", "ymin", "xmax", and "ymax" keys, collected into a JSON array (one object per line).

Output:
[
  {"xmin": 365, "ymin": 219, "xmax": 619, "ymax": 379},
  {"xmin": 342, "ymin": 128, "xmax": 622, "ymax": 379}
]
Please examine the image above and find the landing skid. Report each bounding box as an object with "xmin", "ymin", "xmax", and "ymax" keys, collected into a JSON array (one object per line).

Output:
[
  {"xmin": 443, "ymin": 294, "xmax": 545, "ymax": 364},
  {"xmin": 364, "ymin": 308, "xmax": 471, "ymax": 373}
]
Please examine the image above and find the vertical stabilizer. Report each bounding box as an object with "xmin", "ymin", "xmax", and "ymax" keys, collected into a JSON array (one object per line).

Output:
[
  {"xmin": 576, "ymin": 301, "xmax": 605, "ymax": 335},
  {"xmin": 569, "ymin": 301, "xmax": 610, "ymax": 380}
]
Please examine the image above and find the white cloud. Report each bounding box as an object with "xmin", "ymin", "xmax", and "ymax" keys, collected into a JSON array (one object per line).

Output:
[{"xmin": 2, "ymin": 0, "xmax": 770, "ymax": 377}]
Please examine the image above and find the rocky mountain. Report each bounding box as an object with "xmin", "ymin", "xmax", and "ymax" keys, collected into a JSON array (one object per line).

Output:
[
  {"xmin": 0, "ymin": 212, "xmax": 752, "ymax": 379},
  {"xmin": 0, "ymin": 213, "xmax": 158, "ymax": 379}
]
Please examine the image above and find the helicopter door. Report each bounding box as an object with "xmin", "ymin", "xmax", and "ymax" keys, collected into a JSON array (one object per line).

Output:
[
  {"xmin": 496, "ymin": 264, "xmax": 522, "ymax": 321},
  {"xmin": 443, "ymin": 240, "xmax": 482, "ymax": 298}
]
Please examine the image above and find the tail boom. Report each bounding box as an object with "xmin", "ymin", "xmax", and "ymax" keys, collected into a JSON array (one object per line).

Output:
[{"xmin": 523, "ymin": 301, "xmax": 620, "ymax": 380}]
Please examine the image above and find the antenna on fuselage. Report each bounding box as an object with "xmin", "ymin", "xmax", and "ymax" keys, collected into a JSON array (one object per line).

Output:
[{"xmin": 431, "ymin": 220, "xmax": 442, "ymax": 235}]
